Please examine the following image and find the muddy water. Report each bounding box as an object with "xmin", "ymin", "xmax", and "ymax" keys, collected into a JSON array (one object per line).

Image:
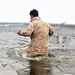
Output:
[
  {"xmin": 0, "ymin": 32, "xmax": 74, "ymax": 75},
  {"xmin": 0, "ymin": 25, "xmax": 75, "ymax": 75},
  {"xmin": 28, "ymin": 59, "xmax": 52, "ymax": 75}
]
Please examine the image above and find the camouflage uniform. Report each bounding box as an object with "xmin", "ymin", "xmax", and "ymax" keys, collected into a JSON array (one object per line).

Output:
[{"xmin": 19, "ymin": 17, "xmax": 54, "ymax": 56}]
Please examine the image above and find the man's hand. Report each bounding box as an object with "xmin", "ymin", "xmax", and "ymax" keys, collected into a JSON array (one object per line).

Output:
[
  {"xmin": 17, "ymin": 30, "xmax": 25, "ymax": 36},
  {"xmin": 17, "ymin": 30, "xmax": 21, "ymax": 35}
]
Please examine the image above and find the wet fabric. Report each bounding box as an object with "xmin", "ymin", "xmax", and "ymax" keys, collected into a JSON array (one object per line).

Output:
[{"xmin": 19, "ymin": 17, "xmax": 54, "ymax": 56}]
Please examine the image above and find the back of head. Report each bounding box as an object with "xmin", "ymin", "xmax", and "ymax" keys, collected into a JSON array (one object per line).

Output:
[{"xmin": 29, "ymin": 9, "xmax": 39, "ymax": 17}]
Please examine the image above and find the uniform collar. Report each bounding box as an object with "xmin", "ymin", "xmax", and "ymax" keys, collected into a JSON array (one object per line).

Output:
[{"xmin": 30, "ymin": 17, "xmax": 41, "ymax": 22}]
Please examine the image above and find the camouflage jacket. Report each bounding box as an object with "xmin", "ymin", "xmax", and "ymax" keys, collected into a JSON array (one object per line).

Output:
[{"xmin": 19, "ymin": 17, "xmax": 54, "ymax": 56}]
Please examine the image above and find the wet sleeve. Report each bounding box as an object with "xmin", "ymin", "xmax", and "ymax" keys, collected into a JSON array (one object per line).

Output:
[
  {"xmin": 19, "ymin": 22, "xmax": 34, "ymax": 36},
  {"xmin": 49, "ymin": 24, "xmax": 54, "ymax": 36}
]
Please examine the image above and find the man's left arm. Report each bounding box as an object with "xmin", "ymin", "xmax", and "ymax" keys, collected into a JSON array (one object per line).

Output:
[{"xmin": 49, "ymin": 24, "xmax": 54, "ymax": 36}]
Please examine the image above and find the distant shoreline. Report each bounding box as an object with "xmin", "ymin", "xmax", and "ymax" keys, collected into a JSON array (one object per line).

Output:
[{"xmin": 0, "ymin": 22, "xmax": 75, "ymax": 26}]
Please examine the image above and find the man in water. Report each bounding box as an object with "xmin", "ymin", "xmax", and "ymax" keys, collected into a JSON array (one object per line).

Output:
[{"xmin": 18, "ymin": 9, "xmax": 54, "ymax": 57}]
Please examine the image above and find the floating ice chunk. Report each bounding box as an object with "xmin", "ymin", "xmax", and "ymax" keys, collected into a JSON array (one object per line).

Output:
[
  {"xmin": 2, "ymin": 62, "xmax": 7, "ymax": 67},
  {"xmin": 64, "ymin": 74, "xmax": 71, "ymax": 75}
]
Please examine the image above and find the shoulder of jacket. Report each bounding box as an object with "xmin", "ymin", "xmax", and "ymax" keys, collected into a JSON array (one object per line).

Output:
[
  {"xmin": 43, "ymin": 21, "xmax": 50, "ymax": 26},
  {"xmin": 31, "ymin": 20, "xmax": 39, "ymax": 25}
]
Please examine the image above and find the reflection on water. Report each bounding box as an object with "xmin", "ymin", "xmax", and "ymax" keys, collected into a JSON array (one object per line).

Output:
[
  {"xmin": 29, "ymin": 59, "xmax": 53, "ymax": 75},
  {"xmin": 17, "ymin": 56, "xmax": 53, "ymax": 75}
]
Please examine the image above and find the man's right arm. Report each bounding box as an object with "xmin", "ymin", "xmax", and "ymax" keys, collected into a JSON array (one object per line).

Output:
[{"xmin": 18, "ymin": 22, "xmax": 34, "ymax": 36}]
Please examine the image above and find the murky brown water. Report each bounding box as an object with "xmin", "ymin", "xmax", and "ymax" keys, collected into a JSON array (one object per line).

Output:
[
  {"xmin": 29, "ymin": 60, "xmax": 52, "ymax": 75},
  {"xmin": 17, "ymin": 56, "xmax": 53, "ymax": 75}
]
